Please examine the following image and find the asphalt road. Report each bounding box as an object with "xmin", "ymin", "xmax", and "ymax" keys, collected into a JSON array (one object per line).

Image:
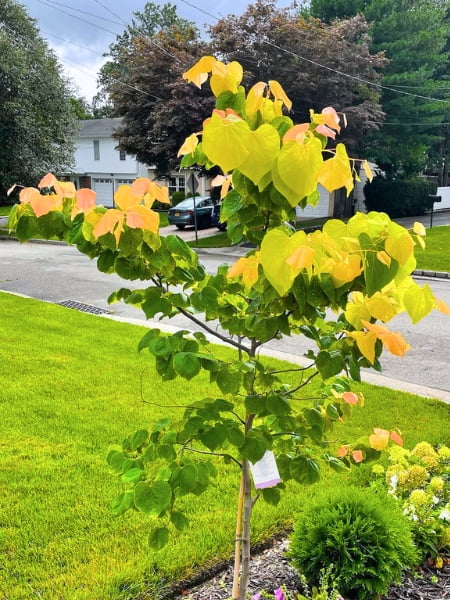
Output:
[{"xmin": 1, "ymin": 236, "xmax": 450, "ymax": 403}]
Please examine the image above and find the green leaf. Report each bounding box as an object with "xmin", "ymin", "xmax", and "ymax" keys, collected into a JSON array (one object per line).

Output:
[
  {"xmin": 121, "ymin": 467, "xmax": 144, "ymax": 484},
  {"xmin": 240, "ymin": 433, "xmax": 268, "ymax": 463},
  {"xmin": 216, "ymin": 367, "xmax": 242, "ymax": 395},
  {"xmin": 134, "ymin": 481, "xmax": 172, "ymax": 516},
  {"xmin": 148, "ymin": 526, "xmax": 169, "ymax": 550},
  {"xmin": 130, "ymin": 429, "xmax": 149, "ymax": 450},
  {"xmin": 118, "ymin": 227, "xmax": 143, "ymax": 256},
  {"xmin": 164, "ymin": 234, "xmax": 195, "ymax": 262},
  {"xmin": 262, "ymin": 487, "xmax": 281, "ymax": 506},
  {"xmin": 138, "ymin": 329, "xmax": 160, "ymax": 353},
  {"xmin": 173, "ymin": 352, "xmax": 201, "ymax": 380},
  {"xmin": 325, "ymin": 455, "xmax": 349, "ymax": 473},
  {"xmin": 97, "ymin": 250, "xmax": 116, "ymax": 273},
  {"xmin": 290, "ymin": 456, "xmax": 320, "ymax": 484},
  {"xmin": 37, "ymin": 211, "xmax": 65, "ymax": 238},
  {"xmin": 315, "ymin": 351, "xmax": 344, "ymax": 380},
  {"xmin": 157, "ymin": 444, "xmax": 177, "ymax": 461},
  {"xmin": 245, "ymin": 395, "xmax": 266, "ymax": 415},
  {"xmin": 266, "ymin": 394, "xmax": 291, "ymax": 416},
  {"xmin": 225, "ymin": 423, "xmax": 245, "ymax": 448},
  {"xmin": 200, "ymin": 424, "xmax": 228, "ymax": 452},
  {"xmin": 178, "ymin": 464, "xmax": 198, "ymax": 494},
  {"xmin": 111, "ymin": 490, "xmax": 134, "ymax": 516},
  {"xmin": 221, "ymin": 190, "xmax": 244, "ymax": 220},
  {"xmin": 16, "ymin": 215, "xmax": 39, "ymax": 242},
  {"xmin": 148, "ymin": 337, "xmax": 173, "ymax": 359},
  {"xmin": 170, "ymin": 511, "xmax": 190, "ymax": 532}
]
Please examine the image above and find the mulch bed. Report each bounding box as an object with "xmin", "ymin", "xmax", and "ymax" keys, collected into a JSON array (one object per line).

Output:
[{"xmin": 166, "ymin": 538, "xmax": 449, "ymax": 600}]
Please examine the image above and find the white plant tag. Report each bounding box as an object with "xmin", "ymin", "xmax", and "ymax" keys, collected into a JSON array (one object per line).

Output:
[{"xmin": 249, "ymin": 450, "xmax": 281, "ymax": 489}]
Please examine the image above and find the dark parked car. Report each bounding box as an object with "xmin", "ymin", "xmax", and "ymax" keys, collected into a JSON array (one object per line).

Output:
[
  {"xmin": 211, "ymin": 203, "xmax": 227, "ymax": 230},
  {"xmin": 168, "ymin": 196, "xmax": 215, "ymax": 229}
]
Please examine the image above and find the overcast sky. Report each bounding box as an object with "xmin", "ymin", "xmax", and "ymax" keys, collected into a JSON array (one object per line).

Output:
[{"xmin": 19, "ymin": 0, "xmax": 293, "ymax": 101}]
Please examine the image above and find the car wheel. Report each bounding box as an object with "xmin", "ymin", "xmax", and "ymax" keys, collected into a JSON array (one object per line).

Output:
[{"xmin": 176, "ymin": 224, "xmax": 185, "ymax": 230}]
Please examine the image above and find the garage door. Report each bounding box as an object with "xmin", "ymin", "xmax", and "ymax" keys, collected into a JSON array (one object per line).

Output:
[{"xmin": 93, "ymin": 178, "xmax": 114, "ymax": 207}]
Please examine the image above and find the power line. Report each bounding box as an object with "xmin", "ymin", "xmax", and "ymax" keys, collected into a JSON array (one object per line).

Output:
[
  {"xmin": 37, "ymin": 0, "xmax": 122, "ymax": 27},
  {"xmin": 36, "ymin": 0, "xmax": 119, "ymax": 36},
  {"xmin": 179, "ymin": 0, "xmax": 450, "ymax": 105}
]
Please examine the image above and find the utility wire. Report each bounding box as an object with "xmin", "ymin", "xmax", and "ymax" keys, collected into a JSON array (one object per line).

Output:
[{"xmin": 37, "ymin": 0, "xmax": 122, "ymax": 26}]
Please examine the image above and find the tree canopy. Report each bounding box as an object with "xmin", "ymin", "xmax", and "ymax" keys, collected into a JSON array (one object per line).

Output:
[
  {"xmin": 0, "ymin": 0, "xmax": 78, "ymax": 201},
  {"xmin": 309, "ymin": 0, "xmax": 450, "ymax": 176},
  {"xmin": 209, "ymin": 0, "xmax": 386, "ymax": 152},
  {"xmin": 97, "ymin": 2, "xmax": 214, "ymax": 175},
  {"xmin": 99, "ymin": 0, "xmax": 385, "ymax": 173}
]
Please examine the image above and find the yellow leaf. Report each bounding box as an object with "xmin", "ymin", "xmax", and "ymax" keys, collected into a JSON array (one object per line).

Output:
[
  {"xmin": 245, "ymin": 82, "xmax": 267, "ymax": 118},
  {"xmin": 114, "ymin": 185, "xmax": 140, "ymax": 211},
  {"xmin": 268, "ymin": 80, "xmax": 292, "ymax": 111},
  {"xmin": 177, "ymin": 133, "xmax": 199, "ymax": 157},
  {"xmin": 365, "ymin": 293, "xmax": 396, "ymax": 322},
  {"xmin": 125, "ymin": 205, "xmax": 159, "ymax": 233},
  {"xmin": 130, "ymin": 178, "xmax": 152, "ymax": 196},
  {"xmin": 318, "ymin": 143, "xmax": 354, "ymax": 196},
  {"xmin": 58, "ymin": 181, "xmax": 76, "ymax": 198},
  {"xmin": 237, "ymin": 124, "xmax": 280, "ymax": 186},
  {"xmin": 202, "ymin": 112, "xmax": 250, "ymax": 173},
  {"xmin": 362, "ymin": 160, "xmax": 373, "ymax": 182},
  {"xmin": 413, "ymin": 221, "xmax": 426, "ymax": 237},
  {"xmin": 347, "ymin": 330, "xmax": 377, "ymax": 364},
  {"xmin": 260, "ymin": 229, "xmax": 309, "ymax": 296},
  {"xmin": 385, "ymin": 232, "xmax": 415, "ymax": 265},
  {"xmin": 369, "ymin": 428, "xmax": 390, "ymax": 451},
  {"xmin": 182, "ymin": 55, "xmax": 217, "ymax": 88},
  {"xmin": 345, "ymin": 294, "xmax": 372, "ymax": 329},
  {"xmin": 402, "ymin": 281, "xmax": 436, "ymax": 324},
  {"xmin": 376, "ymin": 250, "xmax": 391, "ymax": 267},
  {"xmin": 210, "ymin": 61, "xmax": 243, "ymax": 96},
  {"xmin": 285, "ymin": 244, "xmax": 315, "ymax": 272},
  {"xmin": 273, "ymin": 137, "xmax": 323, "ymax": 207},
  {"xmin": 331, "ymin": 254, "xmax": 362, "ymax": 287}
]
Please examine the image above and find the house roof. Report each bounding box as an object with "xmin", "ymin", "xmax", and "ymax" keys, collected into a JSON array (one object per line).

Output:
[{"xmin": 78, "ymin": 118, "xmax": 123, "ymax": 138}]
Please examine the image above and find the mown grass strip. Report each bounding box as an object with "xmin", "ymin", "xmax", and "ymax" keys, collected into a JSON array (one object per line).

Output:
[
  {"xmin": 0, "ymin": 292, "xmax": 449, "ymax": 599},
  {"xmin": 415, "ymin": 225, "xmax": 450, "ymax": 272}
]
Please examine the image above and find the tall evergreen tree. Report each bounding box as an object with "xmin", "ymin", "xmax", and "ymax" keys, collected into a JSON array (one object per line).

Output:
[
  {"xmin": 0, "ymin": 0, "xmax": 78, "ymax": 201},
  {"xmin": 309, "ymin": 0, "xmax": 450, "ymax": 175}
]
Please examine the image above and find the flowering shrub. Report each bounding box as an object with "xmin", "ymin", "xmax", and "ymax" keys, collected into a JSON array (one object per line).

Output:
[{"xmin": 372, "ymin": 442, "xmax": 450, "ymax": 564}]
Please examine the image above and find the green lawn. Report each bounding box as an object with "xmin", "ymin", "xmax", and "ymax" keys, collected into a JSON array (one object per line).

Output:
[
  {"xmin": 415, "ymin": 226, "xmax": 450, "ymax": 272},
  {"xmin": 1, "ymin": 292, "xmax": 449, "ymax": 599},
  {"xmin": 0, "ymin": 204, "xmax": 14, "ymax": 217}
]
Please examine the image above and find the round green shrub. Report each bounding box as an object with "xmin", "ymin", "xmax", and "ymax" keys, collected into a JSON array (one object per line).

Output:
[
  {"xmin": 288, "ymin": 485, "xmax": 417, "ymax": 600},
  {"xmin": 364, "ymin": 175, "xmax": 435, "ymax": 218}
]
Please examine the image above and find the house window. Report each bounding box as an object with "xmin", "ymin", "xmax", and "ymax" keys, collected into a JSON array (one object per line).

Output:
[
  {"xmin": 119, "ymin": 149, "xmax": 126, "ymax": 161},
  {"xmin": 168, "ymin": 175, "xmax": 185, "ymax": 195},
  {"xmin": 93, "ymin": 139, "xmax": 100, "ymax": 161}
]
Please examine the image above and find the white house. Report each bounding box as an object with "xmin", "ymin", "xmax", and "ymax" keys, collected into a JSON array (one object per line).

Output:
[
  {"xmin": 69, "ymin": 117, "xmax": 363, "ymax": 217},
  {"xmin": 68, "ymin": 118, "xmax": 209, "ymax": 207}
]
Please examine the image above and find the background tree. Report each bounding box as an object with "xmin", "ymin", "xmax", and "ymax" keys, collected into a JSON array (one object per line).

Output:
[
  {"xmin": 0, "ymin": 0, "xmax": 78, "ymax": 202},
  {"xmin": 309, "ymin": 0, "xmax": 450, "ymax": 176},
  {"xmin": 97, "ymin": 2, "xmax": 214, "ymax": 175},
  {"xmin": 209, "ymin": 0, "xmax": 386, "ymax": 152}
]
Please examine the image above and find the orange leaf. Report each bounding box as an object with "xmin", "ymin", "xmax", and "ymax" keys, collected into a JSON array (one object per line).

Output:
[
  {"xmin": 316, "ymin": 124, "xmax": 336, "ymax": 139},
  {"xmin": 92, "ymin": 209, "xmax": 123, "ymax": 245},
  {"xmin": 435, "ymin": 298, "xmax": 450, "ymax": 315},
  {"xmin": 390, "ymin": 430, "xmax": 403, "ymax": 446},
  {"xmin": 75, "ymin": 188, "xmax": 97, "ymax": 212},
  {"xmin": 352, "ymin": 450, "xmax": 364, "ymax": 463},
  {"xmin": 283, "ymin": 123, "xmax": 309, "ymax": 144},
  {"xmin": 19, "ymin": 187, "xmax": 41, "ymax": 204},
  {"xmin": 337, "ymin": 446, "xmax": 348, "ymax": 457},
  {"xmin": 362, "ymin": 320, "xmax": 411, "ymax": 358},
  {"xmin": 130, "ymin": 178, "xmax": 151, "ymax": 196},
  {"xmin": 342, "ymin": 392, "xmax": 359, "ymax": 405},
  {"xmin": 321, "ymin": 107, "xmax": 341, "ymax": 133},
  {"xmin": 38, "ymin": 173, "xmax": 58, "ymax": 189},
  {"xmin": 125, "ymin": 206, "xmax": 159, "ymax": 233}
]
